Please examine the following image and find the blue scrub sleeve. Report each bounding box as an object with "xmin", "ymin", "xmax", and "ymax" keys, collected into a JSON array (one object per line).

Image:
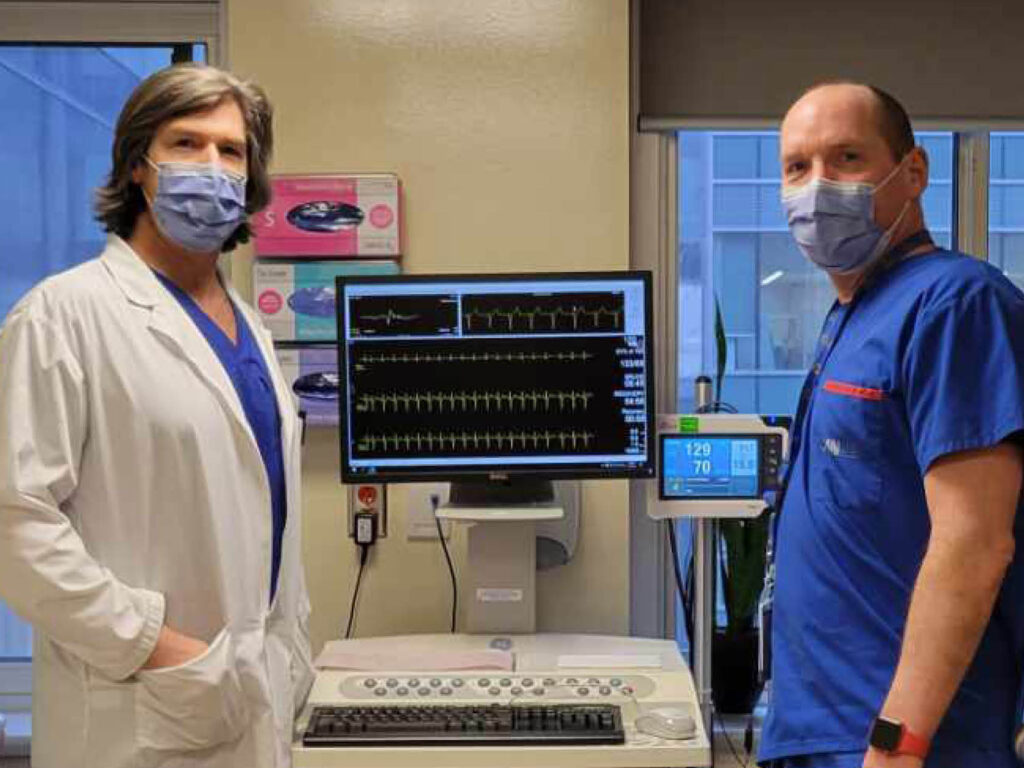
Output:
[{"xmin": 902, "ymin": 282, "xmax": 1024, "ymax": 472}]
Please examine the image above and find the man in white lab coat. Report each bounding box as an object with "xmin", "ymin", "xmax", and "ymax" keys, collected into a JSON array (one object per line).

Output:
[{"xmin": 0, "ymin": 64, "xmax": 314, "ymax": 768}]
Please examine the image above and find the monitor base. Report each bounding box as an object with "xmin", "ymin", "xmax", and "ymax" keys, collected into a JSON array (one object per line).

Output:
[{"xmin": 448, "ymin": 478, "xmax": 555, "ymax": 507}]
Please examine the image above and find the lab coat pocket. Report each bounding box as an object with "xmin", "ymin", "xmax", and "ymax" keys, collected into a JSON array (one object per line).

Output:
[{"xmin": 135, "ymin": 628, "xmax": 250, "ymax": 753}]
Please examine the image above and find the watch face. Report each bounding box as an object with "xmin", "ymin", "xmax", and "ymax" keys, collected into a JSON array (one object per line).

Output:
[{"xmin": 870, "ymin": 718, "xmax": 903, "ymax": 752}]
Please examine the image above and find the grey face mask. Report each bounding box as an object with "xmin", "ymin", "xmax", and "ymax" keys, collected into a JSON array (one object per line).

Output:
[
  {"xmin": 143, "ymin": 157, "xmax": 247, "ymax": 253},
  {"xmin": 781, "ymin": 156, "xmax": 910, "ymax": 275}
]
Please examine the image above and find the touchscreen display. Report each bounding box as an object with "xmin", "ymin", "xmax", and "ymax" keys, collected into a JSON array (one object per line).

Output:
[{"xmin": 660, "ymin": 436, "xmax": 760, "ymax": 499}]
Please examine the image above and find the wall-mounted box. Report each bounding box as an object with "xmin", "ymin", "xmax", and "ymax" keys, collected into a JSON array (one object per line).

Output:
[
  {"xmin": 252, "ymin": 174, "xmax": 402, "ymax": 257},
  {"xmin": 276, "ymin": 346, "xmax": 339, "ymax": 427},
  {"xmin": 254, "ymin": 260, "xmax": 400, "ymax": 342}
]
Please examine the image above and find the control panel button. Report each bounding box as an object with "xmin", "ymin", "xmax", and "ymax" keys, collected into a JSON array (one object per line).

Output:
[
  {"xmin": 440, "ymin": 687, "xmax": 453, "ymax": 696},
  {"xmin": 396, "ymin": 687, "xmax": 409, "ymax": 697},
  {"xmin": 477, "ymin": 678, "xmax": 491, "ymax": 688},
  {"xmin": 542, "ymin": 677, "xmax": 557, "ymax": 687},
  {"xmin": 363, "ymin": 679, "xmax": 378, "ymax": 688},
  {"xmin": 408, "ymin": 678, "xmax": 421, "ymax": 688},
  {"xmin": 385, "ymin": 678, "xmax": 399, "ymax": 688},
  {"xmin": 374, "ymin": 687, "xmax": 387, "ymax": 697},
  {"xmin": 599, "ymin": 686, "xmax": 612, "ymax": 696},
  {"xmin": 577, "ymin": 687, "xmax": 590, "ymax": 696},
  {"xmin": 510, "ymin": 687, "xmax": 523, "ymax": 696},
  {"xmin": 429, "ymin": 678, "xmax": 442, "ymax": 688},
  {"xmin": 417, "ymin": 687, "xmax": 431, "ymax": 696},
  {"xmin": 499, "ymin": 678, "xmax": 513, "ymax": 688},
  {"xmin": 609, "ymin": 678, "xmax": 623, "ymax": 687},
  {"xmin": 565, "ymin": 677, "xmax": 579, "ymax": 686},
  {"xmin": 521, "ymin": 678, "xmax": 534, "ymax": 687},
  {"xmin": 488, "ymin": 687, "xmax": 501, "ymax": 696},
  {"xmin": 587, "ymin": 677, "xmax": 601, "ymax": 685},
  {"xmin": 451, "ymin": 679, "xmax": 465, "ymax": 688}
]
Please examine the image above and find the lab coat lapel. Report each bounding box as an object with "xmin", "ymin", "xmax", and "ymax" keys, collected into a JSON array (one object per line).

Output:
[
  {"xmin": 146, "ymin": 304, "xmax": 257, "ymax": 443},
  {"xmin": 99, "ymin": 236, "xmax": 260, "ymax": 455}
]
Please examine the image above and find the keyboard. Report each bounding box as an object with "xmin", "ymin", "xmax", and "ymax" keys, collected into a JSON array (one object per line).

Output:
[{"xmin": 302, "ymin": 703, "xmax": 625, "ymax": 747}]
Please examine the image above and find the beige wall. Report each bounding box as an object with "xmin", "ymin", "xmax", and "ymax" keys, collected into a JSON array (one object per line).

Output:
[{"xmin": 227, "ymin": 0, "xmax": 631, "ymax": 655}]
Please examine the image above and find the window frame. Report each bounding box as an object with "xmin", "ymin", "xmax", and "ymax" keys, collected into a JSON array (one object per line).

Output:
[
  {"xmin": 0, "ymin": 3, "xmax": 220, "ymax": 60},
  {"xmin": 0, "ymin": 2, "xmax": 220, "ymax": 755}
]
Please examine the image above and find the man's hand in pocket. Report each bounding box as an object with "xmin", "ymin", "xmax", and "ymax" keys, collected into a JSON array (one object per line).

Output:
[{"xmin": 142, "ymin": 626, "xmax": 209, "ymax": 670}]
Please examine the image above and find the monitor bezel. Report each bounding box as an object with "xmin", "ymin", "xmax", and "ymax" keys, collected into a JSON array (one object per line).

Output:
[
  {"xmin": 658, "ymin": 432, "xmax": 767, "ymax": 501},
  {"xmin": 336, "ymin": 270, "xmax": 656, "ymax": 484}
]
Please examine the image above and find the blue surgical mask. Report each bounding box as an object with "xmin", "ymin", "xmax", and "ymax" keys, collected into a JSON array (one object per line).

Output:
[
  {"xmin": 781, "ymin": 157, "xmax": 910, "ymax": 275},
  {"xmin": 143, "ymin": 157, "xmax": 247, "ymax": 253}
]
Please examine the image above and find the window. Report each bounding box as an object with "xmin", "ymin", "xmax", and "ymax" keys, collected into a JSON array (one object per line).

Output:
[
  {"xmin": 0, "ymin": 43, "xmax": 204, "ymax": 754},
  {"xmin": 989, "ymin": 132, "xmax": 1024, "ymax": 290}
]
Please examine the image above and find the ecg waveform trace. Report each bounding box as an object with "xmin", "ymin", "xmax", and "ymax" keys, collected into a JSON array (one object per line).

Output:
[
  {"xmin": 358, "ymin": 310, "xmax": 420, "ymax": 326},
  {"xmin": 356, "ymin": 389, "xmax": 594, "ymax": 414},
  {"xmin": 356, "ymin": 429, "xmax": 597, "ymax": 454},
  {"xmin": 349, "ymin": 294, "xmax": 458, "ymax": 337},
  {"xmin": 356, "ymin": 349, "xmax": 595, "ymax": 367},
  {"xmin": 462, "ymin": 291, "xmax": 626, "ymax": 335},
  {"xmin": 346, "ymin": 336, "xmax": 648, "ymax": 460}
]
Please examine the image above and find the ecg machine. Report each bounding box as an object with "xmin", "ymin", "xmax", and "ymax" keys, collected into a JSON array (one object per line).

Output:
[{"xmin": 292, "ymin": 633, "xmax": 711, "ymax": 768}]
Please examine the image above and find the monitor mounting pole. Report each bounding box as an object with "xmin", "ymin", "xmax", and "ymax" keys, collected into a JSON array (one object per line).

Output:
[{"xmin": 692, "ymin": 375, "xmax": 716, "ymax": 738}]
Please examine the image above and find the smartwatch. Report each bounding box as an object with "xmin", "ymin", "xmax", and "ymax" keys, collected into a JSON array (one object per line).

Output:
[{"xmin": 869, "ymin": 716, "xmax": 929, "ymax": 758}]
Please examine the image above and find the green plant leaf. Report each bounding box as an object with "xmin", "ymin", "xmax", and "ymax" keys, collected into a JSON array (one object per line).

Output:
[{"xmin": 714, "ymin": 297, "xmax": 727, "ymax": 404}]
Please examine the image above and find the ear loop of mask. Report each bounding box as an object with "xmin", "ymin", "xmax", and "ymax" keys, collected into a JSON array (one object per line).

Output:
[
  {"xmin": 139, "ymin": 157, "xmax": 157, "ymax": 215},
  {"xmin": 869, "ymin": 152, "xmax": 915, "ymax": 240},
  {"xmin": 871, "ymin": 150, "xmax": 913, "ymax": 201}
]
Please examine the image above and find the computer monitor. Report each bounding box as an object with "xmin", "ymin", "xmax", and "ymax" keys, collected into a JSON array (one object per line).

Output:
[{"xmin": 335, "ymin": 271, "xmax": 655, "ymax": 499}]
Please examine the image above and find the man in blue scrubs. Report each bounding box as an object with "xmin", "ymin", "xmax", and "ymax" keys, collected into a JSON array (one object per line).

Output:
[{"xmin": 759, "ymin": 82, "xmax": 1024, "ymax": 767}]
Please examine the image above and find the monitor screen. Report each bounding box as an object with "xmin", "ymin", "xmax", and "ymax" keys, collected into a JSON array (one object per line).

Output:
[
  {"xmin": 659, "ymin": 434, "xmax": 763, "ymax": 499},
  {"xmin": 336, "ymin": 271, "xmax": 655, "ymax": 483}
]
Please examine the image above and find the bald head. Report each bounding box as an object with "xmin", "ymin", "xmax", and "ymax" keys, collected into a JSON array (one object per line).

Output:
[{"xmin": 787, "ymin": 82, "xmax": 915, "ymax": 163}]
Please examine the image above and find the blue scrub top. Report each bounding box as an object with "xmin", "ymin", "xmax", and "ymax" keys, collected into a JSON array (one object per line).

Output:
[
  {"xmin": 759, "ymin": 245, "xmax": 1024, "ymax": 767},
  {"xmin": 154, "ymin": 272, "xmax": 287, "ymax": 603}
]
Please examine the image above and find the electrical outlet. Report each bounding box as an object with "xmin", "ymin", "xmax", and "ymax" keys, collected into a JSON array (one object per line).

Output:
[
  {"xmin": 405, "ymin": 482, "xmax": 451, "ymax": 540},
  {"xmin": 347, "ymin": 483, "xmax": 387, "ymax": 538}
]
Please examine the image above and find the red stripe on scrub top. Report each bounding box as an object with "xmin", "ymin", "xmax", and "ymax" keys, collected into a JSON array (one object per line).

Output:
[{"xmin": 822, "ymin": 380, "xmax": 885, "ymax": 401}]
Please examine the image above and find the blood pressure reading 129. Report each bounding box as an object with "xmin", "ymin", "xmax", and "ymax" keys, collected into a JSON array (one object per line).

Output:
[{"xmin": 660, "ymin": 436, "xmax": 759, "ymax": 498}]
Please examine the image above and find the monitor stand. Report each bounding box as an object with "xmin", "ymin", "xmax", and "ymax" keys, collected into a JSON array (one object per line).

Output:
[{"xmin": 437, "ymin": 479, "xmax": 564, "ymax": 634}]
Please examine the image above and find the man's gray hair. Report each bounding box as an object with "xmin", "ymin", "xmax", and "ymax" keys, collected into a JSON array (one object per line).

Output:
[{"xmin": 94, "ymin": 63, "xmax": 273, "ymax": 252}]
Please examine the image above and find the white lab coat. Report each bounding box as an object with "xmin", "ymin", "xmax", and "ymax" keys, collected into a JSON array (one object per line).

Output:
[{"xmin": 0, "ymin": 236, "xmax": 315, "ymax": 768}]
